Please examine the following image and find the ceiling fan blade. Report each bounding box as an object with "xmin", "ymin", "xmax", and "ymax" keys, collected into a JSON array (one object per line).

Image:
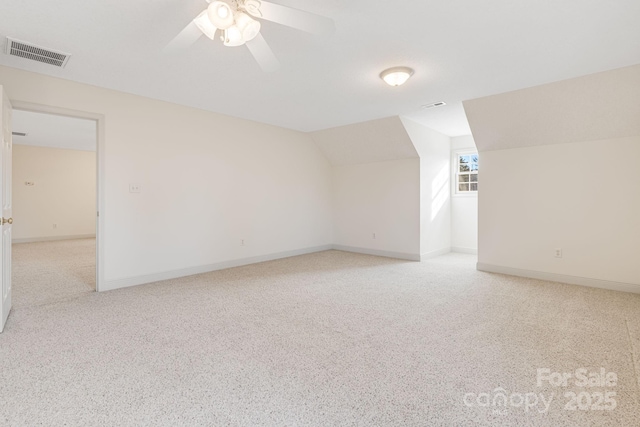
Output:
[
  {"xmin": 164, "ymin": 20, "xmax": 204, "ymax": 53},
  {"xmin": 246, "ymin": 33, "xmax": 281, "ymax": 72},
  {"xmin": 258, "ymin": 1, "xmax": 335, "ymax": 36}
]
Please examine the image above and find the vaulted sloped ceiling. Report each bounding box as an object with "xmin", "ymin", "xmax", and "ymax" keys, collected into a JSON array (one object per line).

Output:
[
  {"xmin": 464, "ymin": 64, "xmax": 640, "ymax": 152},
  {"xmin": 310, "ymin": 116, "xmax": 417, "ymax": 166},
  {"xmin": 1, "ymin": 1, "xmax": 638, "ymax": 136}
]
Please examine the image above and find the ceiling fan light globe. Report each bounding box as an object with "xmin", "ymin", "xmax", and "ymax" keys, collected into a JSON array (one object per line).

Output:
[
  {"xmin": 193, "ymin": 10, "xmax": 218, "ymax": 40},
  {"xmin": 235, "ymin": 12, "xmax": 261, "ymax": 42},
  {"xmin": 223, "ymin": 25, "xmax": 246, "ymax": 47},
  {"xmin": 208, "ymin": 1, "xmax": 234, "ymax": 30}
]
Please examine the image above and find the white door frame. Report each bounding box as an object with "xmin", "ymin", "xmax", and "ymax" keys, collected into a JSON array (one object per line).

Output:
[{"xmin": 11, "ymin": 101, "xmax": 106, "ymax": 292}]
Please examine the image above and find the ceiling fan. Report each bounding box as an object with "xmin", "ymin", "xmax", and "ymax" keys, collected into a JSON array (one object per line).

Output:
[{"xmin": 166, "ymin": 0, "xmax": 335, "ymax": 72}]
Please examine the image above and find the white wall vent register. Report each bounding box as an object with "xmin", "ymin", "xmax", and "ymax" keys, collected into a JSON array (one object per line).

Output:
[
  {"xmin": 421, "ymin": 102, "xmax": 447, "ymax": 109},
  {"xmin": 5, "ymin": 37, "xmax": 71, "ymax": 68}
]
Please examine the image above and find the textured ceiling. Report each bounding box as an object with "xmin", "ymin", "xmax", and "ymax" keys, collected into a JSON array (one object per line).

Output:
[
  {"xmin": 0, "ymin": 0, "xmax": 639, "ymax": 136},
  {"xmin": 464, "ymin": 64, "xmax": 640, "ymax": 151},
  {"xmin": 310, "ymin": 116, "xmax": 416, "ymax": 166},
  {"xmin": 12, "ymin": 110, "xmax": 96, "ymax": 151}
]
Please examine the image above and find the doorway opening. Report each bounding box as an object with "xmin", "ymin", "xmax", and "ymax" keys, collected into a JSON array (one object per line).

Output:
[{"xmin": 10, "ymin": 106, "xmax": 102, "ymax": 308}]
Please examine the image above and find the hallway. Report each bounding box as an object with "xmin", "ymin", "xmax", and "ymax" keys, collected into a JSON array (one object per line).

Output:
[{"xmin": 12, "ymin": 238, "xmax": 95, "ymax": 308}]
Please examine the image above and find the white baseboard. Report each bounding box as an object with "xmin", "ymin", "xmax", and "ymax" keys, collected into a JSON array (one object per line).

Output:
[
  {"xmin": 332, "ymin": 245, "xmax": 421, "ymax": 261},
  {"xmin": 420, "ymin": 247, "xmax": 452, "ymax": 260},
  {"xmin": 451, "ymin": 246, "xmax": 478, "ymax": 255},
  {"xmin": 102, "ymin": 243, "xmax": 461, "ymax": 293},
  {"xmin": 13, "ymin": 234, "xmax": 96, "ymax": 244},
  {"xmin": 477, "ymin": 263, "xmax": 640, "ymax": 294},
  {"xmin": 102, "ymin": 245, "xmax": 333, "ymax": 292}
]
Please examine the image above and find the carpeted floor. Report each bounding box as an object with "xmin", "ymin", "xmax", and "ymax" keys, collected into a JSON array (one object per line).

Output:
[
  {"xmin": 11, "ymin": 238, "xmax": 95, "ymax": 308},
  {"xmin": 1, "ymin": 241, "xmax": 639, "ymax": 426}
]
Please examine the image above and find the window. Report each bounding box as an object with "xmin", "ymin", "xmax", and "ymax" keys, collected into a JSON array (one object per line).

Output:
[{"xmin": 456, "ymin": 152, "xmax": 478, "ymax": 193}]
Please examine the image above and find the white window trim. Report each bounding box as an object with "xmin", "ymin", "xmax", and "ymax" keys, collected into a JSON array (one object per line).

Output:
[{"xmin": 453, "ymin": 149, "xmax": 478, "ymax": 197}]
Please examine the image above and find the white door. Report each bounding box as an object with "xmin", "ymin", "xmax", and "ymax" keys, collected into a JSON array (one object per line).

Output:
[{"xmin": 0, "ymin": 86, "xmax": 12, "ymax": 333}]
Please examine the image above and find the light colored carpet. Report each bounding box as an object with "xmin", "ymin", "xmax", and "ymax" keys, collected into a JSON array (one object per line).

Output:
[
  {"xmin": 1, "ymin": 245, "xmax": 639, "ymax": 426},
  {"xmin": 11, "ymin": 238, "xmax": 95, "ymax": 309}
]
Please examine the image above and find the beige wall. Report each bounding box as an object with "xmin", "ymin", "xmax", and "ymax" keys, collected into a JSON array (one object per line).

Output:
[
  {"xmin": 322, "ymin": 116, "xmax": 452, "ymax": 261},
  {"xmin": 478, "ymin": 136, "xmax": 640, "ymax": 288},
  {"xmin": 401, "ymin": 118, "xmax": 452, "ymax": 259},
  {"xmin": 465, "ymin": 65, "xmax": 640, "ymax": 292},
  {"xmin": 13, "ymin": 145, "xmax": 95, "ymax": 242},
  {"xmin": 332, "ymin": 158, "xmax": 421, "ymax": 260},
  {"xmin": 450, "ymin": 135, "xmax": 478, "ymax": 253},
  {"xmin": 0, "ymin": 65, "xmax": 333, "ymax": 290}
]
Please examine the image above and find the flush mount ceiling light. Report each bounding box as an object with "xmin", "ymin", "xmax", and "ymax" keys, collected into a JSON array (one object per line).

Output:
[
  {"xmin": 167, "ymin": 0, "xmax": 335, "ymax": 72},
  {"xmin": 380, "ymin": 66, "xmax": 414, "ymax": 86}
]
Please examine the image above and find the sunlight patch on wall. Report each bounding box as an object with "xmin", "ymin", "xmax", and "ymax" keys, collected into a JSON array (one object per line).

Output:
[{"xmin": 431, "ymin": 166, "xmax": 449, "ymax": 221}]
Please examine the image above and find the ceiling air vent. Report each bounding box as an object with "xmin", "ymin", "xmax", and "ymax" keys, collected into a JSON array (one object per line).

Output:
[
  {"xmin": 5, "ymin": 37, "xmax": 71, "ymax": 68},
  {"xmin": 421, "ymin": 101, "xmax": 447, "ymax": 109},
  {"xmin": 12, "ymin": 132, "xmax": 27, "ymax": 137}
]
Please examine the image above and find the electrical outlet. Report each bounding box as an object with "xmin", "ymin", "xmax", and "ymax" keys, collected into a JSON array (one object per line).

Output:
[
  {"xmin": 129, "ymin": 183, "xmax": 141, "ymax": 193},
  {"xmin": 52, "ymin": 223, "xmax": 57, "ymax": 229},
  {"xmin": 372, "ymin": 232, "xmax": 376, "ymax": 239},
  {"xmin": 240, "ymin": 239, "xmax": 245, "ymax": 246},
  {"xmin": 554, "ymin": 248, "xmax": 562, "ymax": 258}
]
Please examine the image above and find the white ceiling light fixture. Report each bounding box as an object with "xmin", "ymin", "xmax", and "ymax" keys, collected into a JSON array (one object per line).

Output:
[
  {"xmin": 207, "ymin": 1, "xmax": 234, "ymax": 29},
  {"xmin": 380, "ymin": 66, "xmax": 414, "ymax": 87},
  {"xmin": 194, "ymin": 10, "xmax": 218, "ymax": 39},
  {"xmin": 166, "ymin": 0, "xmax": 335, "ymax": 72},
  {"xmin": 223, "ymin": 25, "xmax": 245, "ymax": 46},
  {"xmin": 235, "ymin": 12, "xmax": 261, "ymax": 42}
]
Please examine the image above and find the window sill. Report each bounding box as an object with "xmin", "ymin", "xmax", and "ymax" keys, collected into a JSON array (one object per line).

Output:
[{"xmin": 452, "ymin": 192, "xmax": 478, "ymax": 198}]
